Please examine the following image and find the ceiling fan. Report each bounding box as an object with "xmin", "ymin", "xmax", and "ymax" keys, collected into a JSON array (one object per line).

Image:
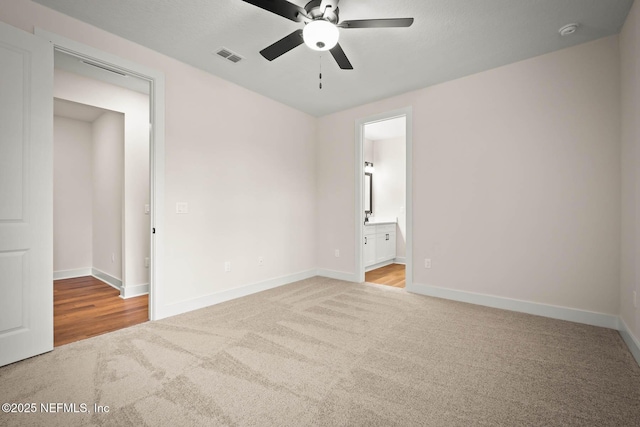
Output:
[{"xmin": 241, "ymin": 0, "xmax": 414, "ymax": 70}]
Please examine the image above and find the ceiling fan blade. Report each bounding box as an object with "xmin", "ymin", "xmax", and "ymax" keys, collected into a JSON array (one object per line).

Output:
[
  {"xmin": 338, "ymin": 18, "xmax": 414, "ymax": 28},
  {"xmin": 260, "ymin": 29, "xmax": 304, "ymax": 61},
  {"xmin": 241, "ymin": 0, "xmax": 308, "ymax": 22},
  {"xmin": 330, "ymin": 43, "xmax": 353, "ymax": 70}
]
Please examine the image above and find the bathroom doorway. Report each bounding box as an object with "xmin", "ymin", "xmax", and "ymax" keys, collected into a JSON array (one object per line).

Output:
[{"xmin": 355, "ymin": 108, "xmax": 413, "ymax": 289}]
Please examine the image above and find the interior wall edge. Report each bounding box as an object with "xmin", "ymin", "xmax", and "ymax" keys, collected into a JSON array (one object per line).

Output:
[
  {"xmin": 91, "ymin": 267, "xmax": 122, "ymax": 293},
  {"xmin": 317, "ymin": 269, "xmax": 359, "ymax": 283},
  {"xmin": 155, "ymin": 269, "xmax": 318, "ymax": 320},
  {"xmin": 408, "ymin": 282, "xmax": 619, "ymax": 330},
  {"xmin": 53, "ymin": 268, "xmax": 92, "ymax": 280},
  {"xmin": 619, "ymin": 318, "xmax": 640, "ymax": 366},
  {"xmin": 121, "ymin": 283, "xmax": 149, "ymax": 299}
]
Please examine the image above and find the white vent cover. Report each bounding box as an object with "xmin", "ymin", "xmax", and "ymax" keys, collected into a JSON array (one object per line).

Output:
[{"xmin": 215, "ymin": 48, "xmax": 243, "ymax": 63}]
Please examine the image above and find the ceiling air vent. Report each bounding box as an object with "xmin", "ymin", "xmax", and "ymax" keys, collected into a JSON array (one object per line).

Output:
[{"xmin": 215, "ymin": 48, "xmax": 243, "ymax": 64}]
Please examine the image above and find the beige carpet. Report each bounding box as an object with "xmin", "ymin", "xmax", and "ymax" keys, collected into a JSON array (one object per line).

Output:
[{"xmin": 1, "ymin": 277, "xmax": 639, "ymax": 426}]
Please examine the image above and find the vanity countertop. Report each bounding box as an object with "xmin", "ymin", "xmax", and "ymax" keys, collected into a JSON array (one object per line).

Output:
[{"xmin": 365, "ymin": 220, "xmax": 396, "ymax": 226}]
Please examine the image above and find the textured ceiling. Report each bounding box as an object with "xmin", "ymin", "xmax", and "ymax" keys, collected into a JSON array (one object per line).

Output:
[{"xmin": 35, "ymin": 0, "xmax": 634, "ymax": 116}]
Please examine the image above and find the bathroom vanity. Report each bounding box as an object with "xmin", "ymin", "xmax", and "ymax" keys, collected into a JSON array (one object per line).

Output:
[{"xmin": 364, "ymin": 221, "xmax": 397, "ymax": 270}]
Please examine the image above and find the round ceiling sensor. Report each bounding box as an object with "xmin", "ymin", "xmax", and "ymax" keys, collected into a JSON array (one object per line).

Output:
[{"xmin": 559, "ymin": 23, "xmax": 579, "ymax": 36}]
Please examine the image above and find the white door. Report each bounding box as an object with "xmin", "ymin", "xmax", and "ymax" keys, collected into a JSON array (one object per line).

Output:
[{"xmin": 0, "ymin": 22, "xmax": 53, "ymax": 367}]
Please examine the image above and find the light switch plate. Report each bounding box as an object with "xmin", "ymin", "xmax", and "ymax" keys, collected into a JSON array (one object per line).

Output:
[
  {"xmin": 176, "ymin": 202, "xmax": 189, "ymax": 214},
  {"xmin": 144, "ymin": 204, "xmax": 150, "ymax": 214}
]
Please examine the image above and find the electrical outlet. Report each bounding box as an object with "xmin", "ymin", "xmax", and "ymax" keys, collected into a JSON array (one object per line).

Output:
[
  {"xmin": 335, "ymin": 249, "xmax": 340, "ymax": 257},
  {"xmin": 144, "ymin": 204, "xmax": 150, "ymax": 214},
  {"xmin": 634, "ymin": 291, "xmax": 637, "ymax": 309},
  {"xmin": 111, "ymin": 253, "xmax": 115, "ymax": 263},
  {"xmin": 424, "ymin": 258, "xmax": 431, "ymax": 269},
  {"xmin": 224, "ymin": 261, "xmax": 231, "ymax": 272},
  {"xmin": 258, "ymin": 256, "xmax": 264, "ymax": 266},
  {"xmin": 145, "ymin": 257, "xmax": 149, "ymax": 268}
]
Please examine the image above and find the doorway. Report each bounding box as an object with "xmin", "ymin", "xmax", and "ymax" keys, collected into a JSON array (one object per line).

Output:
[
  {"xmin": 52, "ymin": 72, "xmax": 150, "ymax": 344},
  {"xmin": 36, "ymin": 27, "xmax": 166, "ymax": 323},
  {"xmin": 355, "ymin": 108, "xmax": 413, "ymax": 289},
  {"xmin": 0, "ymin": 22, "xmax": 164, "ymax": 366}
]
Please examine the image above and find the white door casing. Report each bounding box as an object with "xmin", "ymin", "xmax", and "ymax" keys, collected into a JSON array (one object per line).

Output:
[
  {"xmin": 34, "ymin": 28, "xmax": 165, "ymax": 321},
  {"xmin": 0, "ymin": 22, "xmax": 54, "ymax": 367},
  {"xmin": 355, "ymin": 108, "xmax": 412, "ymax": 287}
]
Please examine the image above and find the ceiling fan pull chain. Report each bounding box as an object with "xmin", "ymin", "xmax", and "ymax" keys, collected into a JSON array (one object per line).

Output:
[{"xmin": 319, "ymin": 55, "xmax": 323, "ymax": 89}]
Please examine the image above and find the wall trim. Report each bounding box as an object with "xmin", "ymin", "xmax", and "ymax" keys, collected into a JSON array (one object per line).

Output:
[
  {"xmin": 121, "ymin": 283, "xmax": 149, "ymax": 299},
  {"xmin": 53, "ymin": 268, "xmax": 92, "ymax": 280},
  {"xmin": 156, "ymin": 269, "xmax": 317, "ymax": 320},
  {"xmin": 618, "ymin": 318, "xmax": 640, "ymax": 366},
  {"xmin": 408, "ymin": 282, "xmax": 619, "ymax": 330},
  {"xmin": 91, "ymin": 267, "xmax": 122, "ymax": 293},
  {"xmin": 394, "ymin": 257, "xmax": 406, "ymax": 265},
  {"xmin": 364, "ymin": 260, "xmax": 394, "ymax": 272},
  {"xmin": 317, "ymin": 269, "xmax": 359, "ymax": 282}
]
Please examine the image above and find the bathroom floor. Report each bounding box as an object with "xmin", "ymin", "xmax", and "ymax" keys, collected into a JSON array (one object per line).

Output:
[{"xmin": 365, "ymin": 263, "xmax": 405, "ymax": 288}]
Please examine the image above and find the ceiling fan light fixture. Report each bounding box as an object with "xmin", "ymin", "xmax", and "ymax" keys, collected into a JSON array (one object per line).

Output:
[{"xmin": 303, "ymin": 20, "xmax": 339, "ymax": 51}]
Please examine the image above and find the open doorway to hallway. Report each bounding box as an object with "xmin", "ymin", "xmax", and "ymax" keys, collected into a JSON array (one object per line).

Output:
[
  {"xmin": 54, "ymin": 277, "xmax": 148, "ymax": 346},
  {"xmin": 52, "ymin": 50, "xmax": 151, "ymax": 345}
]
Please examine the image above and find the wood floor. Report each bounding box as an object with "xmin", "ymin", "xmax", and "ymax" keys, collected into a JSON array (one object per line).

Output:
[
  {"xmin": 54, "ymin": 276, "xmax": 148, "ymax": 347},
  {"xmin": 365, "ymin": 263, "xmax": 406, "ymax": 288}
]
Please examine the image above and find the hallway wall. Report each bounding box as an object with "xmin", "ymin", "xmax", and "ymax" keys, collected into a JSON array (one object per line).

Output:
[{"xmin": 53, "ymin": 116, "xmax": 93, "ymax": 272}]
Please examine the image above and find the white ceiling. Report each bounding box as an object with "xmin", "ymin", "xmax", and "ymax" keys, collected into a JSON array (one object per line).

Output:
[
  {"xmin": 365, "ymin": 116, "xmax": 406, "ymax": 141},
  {"xmin": 54, "ymin": 98, "xmax": 113, "ymax": 122},
  {"xmin": 35, "ymin": 0, "xmax": 634, "ymax": 117}
]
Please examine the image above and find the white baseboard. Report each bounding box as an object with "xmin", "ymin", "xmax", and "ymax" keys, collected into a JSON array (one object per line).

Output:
[
  {"xmin": 156, "ymin": 269, "xmax": 318, "ymax": 320},
  {"xmin": 121, "ymin": 283, "xmax": 149, "ymax": 299},
  {"xmin": 618, "ymin": 318, "xmax": 640, "ymax": 366},
  {"xmin": 53, "ymin": 268, "xmax": 92, "ymax": 280},
  {"xmin": 394, "ymin": 257, "xmax": 406, "ymax": 264},
  {"xmin": 316, "ymin": 269, "xmax": 359, "ymax": 282},
  {"xmin": 408, "ymin": 283, "xmax": 619, "ymax": 330},
  {"xmin": 91, "ymin": 267, "xmax": 122, "ymax": 293},
  {"xmin": 364, "ymin": 260, "xmax": 394, "ymax": 273}
]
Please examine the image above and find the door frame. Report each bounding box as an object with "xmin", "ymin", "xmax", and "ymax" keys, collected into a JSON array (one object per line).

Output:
[
  {"xmin": 35, "ymin": 28, "xmax": 165, "ymax": 321},
  {"xmin": 354, "ymin": 107, "xmax": 413, "ymax": 288}
]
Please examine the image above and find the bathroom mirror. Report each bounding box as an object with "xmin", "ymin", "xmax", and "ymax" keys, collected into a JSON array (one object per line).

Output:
[{"xmin": 364, "ymin": 172, "xmax": 372, "ymax": 215}]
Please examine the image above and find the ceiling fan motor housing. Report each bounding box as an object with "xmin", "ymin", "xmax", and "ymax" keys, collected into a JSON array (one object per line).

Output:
[{"xmin": 305, "ymin": 0, "xmax": 339, "ymax": 24}]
